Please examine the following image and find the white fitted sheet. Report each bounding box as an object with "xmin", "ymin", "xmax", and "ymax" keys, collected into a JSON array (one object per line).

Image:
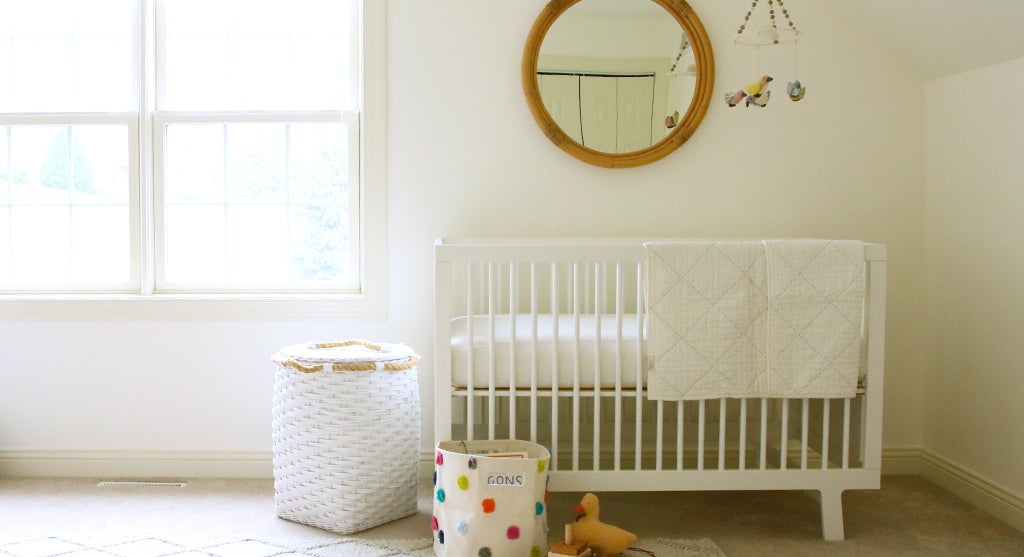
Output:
[{"xmin": 450, "ymin": 314, "xmax": 644, "ymax": 389}]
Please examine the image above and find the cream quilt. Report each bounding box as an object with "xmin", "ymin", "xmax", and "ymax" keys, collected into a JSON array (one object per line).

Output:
[{"xmin": 645, "ymin": 240, "xmax": 864, "ymax": 400}]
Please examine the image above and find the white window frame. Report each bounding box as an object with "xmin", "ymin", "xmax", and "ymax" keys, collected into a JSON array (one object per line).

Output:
[{"xmin": 0, "ymin": 0, "xmax": 387, "ymax": 320}]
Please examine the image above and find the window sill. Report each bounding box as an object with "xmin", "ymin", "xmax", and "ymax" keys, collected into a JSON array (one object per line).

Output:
[{"xmin": 0, "ymin": 293, "xmax": 386, "ymax": 321}]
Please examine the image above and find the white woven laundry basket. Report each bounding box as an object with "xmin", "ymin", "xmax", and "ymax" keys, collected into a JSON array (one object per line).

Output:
[{"xmin": 271, "ymin": 340, "xmax": 421, "ymax": 535}]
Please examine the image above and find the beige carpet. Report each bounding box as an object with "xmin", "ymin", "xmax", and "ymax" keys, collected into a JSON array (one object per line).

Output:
[
  {"xmin": 0, "ymin": 536, "xmax": 725, "ymax": 557},
  {"xmin": 2, "ymin": 475, "xmax": 1024, "ymax": 556}
]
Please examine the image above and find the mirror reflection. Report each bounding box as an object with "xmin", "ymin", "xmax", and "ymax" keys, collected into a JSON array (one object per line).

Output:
[{"xmin": 537, "ymin": 0, "xmax": 696, "ymax": 155}]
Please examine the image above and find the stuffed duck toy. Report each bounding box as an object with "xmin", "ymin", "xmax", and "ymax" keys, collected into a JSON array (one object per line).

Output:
[{"xmin": 569, "ymin": 493, "xmax": 637, "ymax": 557}]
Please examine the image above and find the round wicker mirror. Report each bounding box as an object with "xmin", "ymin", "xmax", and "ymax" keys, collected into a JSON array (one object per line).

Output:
[{"xmin": 523, "ymin": 0, "xmax": 714, "ymax": 168}]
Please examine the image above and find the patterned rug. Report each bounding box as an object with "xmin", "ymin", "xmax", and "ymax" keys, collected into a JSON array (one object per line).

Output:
[{"xmin": 0, "ymin": 536, "xmax": 726, "ymax": 557}]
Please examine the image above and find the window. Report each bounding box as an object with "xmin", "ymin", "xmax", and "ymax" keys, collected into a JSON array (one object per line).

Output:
[{"xmin": 0, "ymin": 0, "xmax": 383, "ymax": 310}]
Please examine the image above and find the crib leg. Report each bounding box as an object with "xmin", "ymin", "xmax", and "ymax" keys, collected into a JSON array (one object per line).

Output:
[{"xmin": 819, "ymin": 488, "xmax": 846, "ymax": 541}]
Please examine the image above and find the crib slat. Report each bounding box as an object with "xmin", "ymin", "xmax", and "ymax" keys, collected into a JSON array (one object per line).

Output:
[
  {"xmin": 466, "ymin": 261, "xmax": 475, "ymax": 442},
  {"xmin": 635, "ymin": 262, "xmax": 644, "ymax": 471},
  {"xmin": 739, "ymin": 399, "xmax": 748, "ymax": 470},
  {"xmin": 530, "ymin": 263, "xmax": 539, "ymax": 444},
  {"xmin": 676, "ymin": 401, "xmax": 684, "ymax": 471},
  {"xmin": 697, "ymin": 400, "xmax": 706, "ymax": 471},
  {"xmin": 822, "ymin": 398, "xmax": 831, "ymax": 469},
  {"xmin": 801, "ymin": 398, "xmax": 809, "ymax": 470},
  {"xmin": 509, "ymin": 262, "xmax": 518, "ymax": 441},
  {"xmin": 572, "ymin": 262, "xmax": 581, "ymax": 472},
  {"xmin": 593, "ymin": 262, "xmax": 602, "ymax": 472},
  {"xmin": 488, "ymin": 262, "xmax": 496, "ymax": 440},
  {"xmin": 759, "ymin": 398, "xmax": 768, "ymax": 470},
  {"xmin": 551, "ymin": 262, "xmax": 560, "ymax": 470},
  {"xmin": 614, "ymin": 263, "xmax": 623, "ymax": 472},
  {"xmin": 843, "ymin": 397, "xmax": 852, "ymax": 469},
  {"xmin": 781, "ymin": 399, "xmax": 789, "ymax": 470},
  {"xmin": 719, "ymin": 398, "xmax": 727, "ymax": 470},
  {"xmin": 656, "ymin": 401, "xmax": 664, "ymax": 471}
]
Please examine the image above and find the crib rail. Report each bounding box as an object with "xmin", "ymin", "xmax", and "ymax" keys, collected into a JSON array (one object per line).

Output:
[{"xmin": 435, "ymin": 238, "xmax": 887, "ymax": 540}]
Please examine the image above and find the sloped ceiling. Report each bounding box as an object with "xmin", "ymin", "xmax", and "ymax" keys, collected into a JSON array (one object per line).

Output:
[
  {"xmin": 578, "ymin": 0, "xmax": 1024, "ymax": 78},
  {"xmin": 843, "ymin": 0, "xmax": 1024, "ymax": 78}
]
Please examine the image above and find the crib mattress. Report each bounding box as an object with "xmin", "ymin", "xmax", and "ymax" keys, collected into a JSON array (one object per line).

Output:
[{"xmin": 450, "ymin": 314, "xmax": 643, "ymax": 389}]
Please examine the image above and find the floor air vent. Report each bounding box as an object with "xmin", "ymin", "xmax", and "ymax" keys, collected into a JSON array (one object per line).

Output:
[{"xmin": 97, "ymin": 481, "xmax": 188, "ymax": 487}]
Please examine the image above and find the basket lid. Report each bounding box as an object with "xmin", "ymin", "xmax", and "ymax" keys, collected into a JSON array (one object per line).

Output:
[{"xmin": 272, "ymin": 340, "xmax": 419, "ymax": 373}]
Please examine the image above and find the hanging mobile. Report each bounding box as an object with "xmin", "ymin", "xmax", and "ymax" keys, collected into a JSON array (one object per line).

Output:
[
  {"xmin": 727, "ymin": 0, "xmax": 805, "ymax": 106},
  {"xmin": 665, "ymin": 35, "xmax": 691, "ymax": 126}
]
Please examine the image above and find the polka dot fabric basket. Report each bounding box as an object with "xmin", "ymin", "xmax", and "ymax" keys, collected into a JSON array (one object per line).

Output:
[
  {"xmin": 433, "ymin": 440, "xmax": 550, "ymax": 557},
  {"xmin": 271, "ymin": 340, "xmax": 421, "ymax": 535}
]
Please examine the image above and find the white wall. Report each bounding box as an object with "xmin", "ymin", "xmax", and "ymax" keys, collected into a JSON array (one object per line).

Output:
[
  {"xmin": 924, "ymin": 57, "xmax": 1024, "ymax": 499},
  {"xmin": 0, "ymin": 0, "xmax": 929, "ymax": 474}
]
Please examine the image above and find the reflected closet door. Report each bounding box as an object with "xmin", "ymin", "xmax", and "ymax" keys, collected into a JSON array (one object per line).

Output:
[
  {"xmin": 538, "ymin": 74, "xmax": 583, "ymax": 144},
  {"xmin": 617, "ymin": 76, "xmax": 654, "ymax": 153}
]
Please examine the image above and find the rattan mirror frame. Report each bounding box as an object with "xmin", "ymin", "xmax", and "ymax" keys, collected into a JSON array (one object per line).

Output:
[{"xmin": 522, "ymin": 0, "xmax": 714, "ymax": 168}]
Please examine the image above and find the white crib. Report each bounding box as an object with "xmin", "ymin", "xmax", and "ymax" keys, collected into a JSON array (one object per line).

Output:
[{"xmin": 434, "ymin": 238, "xmax": 887, "ymax": 540}]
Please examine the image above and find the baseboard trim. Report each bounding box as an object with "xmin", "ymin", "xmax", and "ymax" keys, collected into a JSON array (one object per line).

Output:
[
  {"xmin": 0, "ymin": 450, "xmax": 273, "ymax": 479},
  {"xmin": 880, "ymin": 446, "xmax": 924, "ymax": 475},
  {"xmin": 917, "ymin": 447, "xmax": 1024, "ymax": 533}
]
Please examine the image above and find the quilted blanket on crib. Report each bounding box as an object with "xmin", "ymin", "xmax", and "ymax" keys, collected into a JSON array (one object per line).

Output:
[{"xmin": 645, "ymin": 239, "xmax": 864, "ymax": 400}]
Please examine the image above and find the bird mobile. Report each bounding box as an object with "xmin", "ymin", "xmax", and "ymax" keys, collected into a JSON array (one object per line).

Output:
[
  {"xmin": 726, "ymin": 75, "xmax": 772, "ymax": 107},
  {"xmin": 727, "ymin": 0, "xmax": 806, "ymax": 107}
]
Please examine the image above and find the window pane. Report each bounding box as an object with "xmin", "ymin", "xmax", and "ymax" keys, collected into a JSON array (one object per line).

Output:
[
  {"xmin": 165, "ymin": 124, "xmax": 225, "ymax": 203},
  {"xmin": 10, "ymin": 126, "xmax": 68, "ymax": 204},
  {"xmin": 0, "ymin": 209, "xmax": 9, "ymax": 282},
  {"xmin": 11, "ymin": 205, "xmax": 71, "ymax": 283},
  {"xmin": 0, "ymin": 0, "xmax": 133, "ymax": 111},
  {"xmin": 72, "ymin": 205, "xmax": 129, "ymax": 282},
  {"xmin": 163, "ymin": 34, "xmax": 228, "ymax": 109},
  {"xmin": 226, "ymin": 205, "xmax": 288, "ymax": 281},
  {"xmin": 71, "ymin": 126, "xmax": 130, "ymax": 204},
  {"xmin": 165, "ymin": 205, "xmax": 224, "ymax": 283},
  {"xmin": 6, "ymin": 125, "xmax": 129, "ymax": 204},
  {"xmin": 10, "ymin": 37, "xmax": 73, "ymax": 111},
  {"xmin": 0, "ymin": 130, "xmax": 8, "ymax": 205},
  {"xmin": 161, "ymin": 0, "xmax": 352, "ymax": 110},
  {"xmin": 226, "ymin": 123, "xmax": 285, "ymax": 203},
  {"xmin": 72, "ymin": 36, "xmax": 133, "ymax": 111},
  {"xmin": 289, "ymin": 123, "xmax": 347, "ymax": 202},
  {"xmin": 290, "ymin": 203, "xmax": 349, "ymax": 282}
]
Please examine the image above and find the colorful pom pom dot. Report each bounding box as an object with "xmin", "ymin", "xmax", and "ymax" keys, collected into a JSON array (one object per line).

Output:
[
  {"xmin": 436, "ymin": 451, "xmax": 444, "ymax": 465},
  {"xmin": 531, "ymin": 547, "xmax": 541, "ymax": 557},
  {"xmin": 468, "ymin": 456, "xmax": 477, "ymax": 469},
  {"xmin": 507, "ymin": 525, "xmax": 520, "ymax": 540},
  {"xmin": 537, "ymin": 459, "xmax": 546, "ymax": 473},
  {"xmin": 482, "ymin": 498, "xmax": 496, "ymax": 513},
  {"xmin": 438, "ymin": 530, "xmax": 445, "ymax": 544},
  {"xmin": 431, "ymin": 516, "xmax": 439, "ymax": 531},
  {"xmin": 535, "ymin": 501, "xmax": 544, "ymax": 515},
  {"xmin": 436, "ymin": 488, "xmax": 446, "ymax": 503},
  {"xmin": 432, "ymin": 471, "xmax": 437, "ymax": 486},
  {"xmin": 457, "ymin": 520, "xmax": 469, "ymax": 535},
  {"xmin": 478, "ymin": 548, "xmax": 492, "ymax": 557},
  {"xmin": 457, "ymin": 475, "xmax": 469, "ymax": 490}
]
